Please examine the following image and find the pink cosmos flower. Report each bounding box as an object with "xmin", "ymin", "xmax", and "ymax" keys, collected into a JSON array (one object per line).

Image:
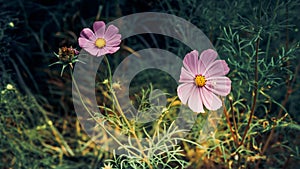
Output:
[
  {"xmin": 177, "ymin": 49, "xmax": 231, "ymax": 113},
  {"xmin": 78, "ymin": 21, "xmax": 121, "ymax": 57}
]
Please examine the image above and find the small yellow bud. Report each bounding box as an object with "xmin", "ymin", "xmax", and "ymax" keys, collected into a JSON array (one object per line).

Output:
[
  {"xmin": 47, "ymin": 120, "xmax": 53, "ymax": 126},
  {"xmin": 112, "ymin": 82, "xmax": 121, "ymax": 90},
  {"xmin": 102, "ymin": 163, "xmax": 113, "ymax": 169},
  {"xmin": 6, "ymin": 84, "xmax": 14, "ymax": 90},
  {"xmin": 234, "ymin": 154, "xmax": 239, "ymax": 161},
  {"xmin": 162, "ymin": 107, "xmax": 168, "ymax": 113},
  {"xmin": 8, "ymin": 22, "xmax": 14, "ymax": 27},
  {"xmin": 103, "ymin": 79, "xmax": 109, "ymax": 84}
]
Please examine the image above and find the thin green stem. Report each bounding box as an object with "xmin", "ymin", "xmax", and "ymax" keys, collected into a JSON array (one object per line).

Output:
[
  {"xmin": 71, "ymin": 67, "xmax": 140, "ymax": 157},
  {"xmin": 239, "ymin": 38, "xmax": 260, "ymax": 147},
  {"xmin": 255, "ymin": 3, "xmax": 290, "ymax": 169},
  {"xmin": 103, "ymin": 56, "xmax": 153, "ymax": 169},
  {"xmin": 223, "ymin": 99, "xmax": 238, "ymax": 145},
  {"xmin": 265, "ymin": 33, "xmax": 272, "ymax": 58},
  {"xmin": 103, "ymin": 56, "xmax": 132, "ymax": 129},
  {"xmin": 230, "ymin": 98, "xmax": 239, "ymax": 145}
]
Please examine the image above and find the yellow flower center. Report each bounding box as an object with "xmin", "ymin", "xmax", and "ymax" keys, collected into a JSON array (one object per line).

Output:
[
  {"xmin": 95, "ymin": 38, "xmax": 106, "ymax": 48},
  {"xmin": 195, "ymin": 75, "xmax": 206, "ymax": 87}
]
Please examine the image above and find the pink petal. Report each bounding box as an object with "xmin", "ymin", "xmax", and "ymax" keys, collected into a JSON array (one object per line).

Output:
[
  {"xmin": 93, "ymin": 21, "xmax": 106, "ymax": 37},
  {"xmin": 106, "ymin": 34, "xmax": 122, "ymax": 42},
  {"xmin": 200, "ymin": 87, "xmax": 222, "ymax": 111},
  {"xmin": 179, "ymin": 67, "xmax": 195, "ymax": 83},
  {"xmin": 104, "ymin": 25, "xmax": 119, "ymax": 40},
  {"xmin": 205, "ymin": 76, "xmax": 231, "ymax": 96},
  {"xmin": 199, "ymin": 49, "xmax": 218, "ymax": 73},
  {"xmin": 106, "ymin": 34, "xmax": 121, "ymax": 47},
  {"xmin": 198, "ymin": 56, "xmax": 206, "ymax": 75},
  {"xmin": 222, "ymin": 60, "xmax": 230, "ymax": 75},
  {"xmin": 177, "ymin": 83, "xmax": 195, "ymax": 104},
  {"xmin": 84, "ymin": 46, "xmax": 100, "ymax": 56},
  {"xmin": 183, "ymin": 50, "xmax": 199, "ymax": 75},
  {"xmin": 106, "ymin": 46, "xmax": 120, "ymax": 54},
  {"xmin": 188, "ymin": 87, "xmax": 204, "ymax": 113},
  {"xmin": 80, "ymin": 28, "xmax": 96, "ymax": 41},
  {"xmin": 106, "ymin": 40, "xmax": 121, "ymax": 47},
  {"xmin": 203, "ymin": 60, "xmax": 230, "ymax": 78},
  {"xmin": 97, "ymin": 48, "xmax": 109, "ymax": 56},
  {"xmin": 78, "ymin": 37, "xmax": 95, "ymax": 48},
  {"xmin": 73, "ymin": 49, "xmax": 79, "ymax": 55}
]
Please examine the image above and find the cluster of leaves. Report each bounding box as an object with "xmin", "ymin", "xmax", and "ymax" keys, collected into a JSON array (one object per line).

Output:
[
  {"xmin": 156, "ymin": 0, "xmax": 300, "ymax": 168},
  {"xmin": 0, "ymin": 0, "xmax": 113, "ymax": 169},
  {"xmin": 0, "ymin": 74, "xmax": 113, "ymax": 168}
]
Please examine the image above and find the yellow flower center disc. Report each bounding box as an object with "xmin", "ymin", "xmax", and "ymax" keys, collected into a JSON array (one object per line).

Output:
[
  {"xmin": 95, "ymin": 38, "xmax": 106, "ymax": 48},
  {"xmin": 195, "ymin": 75, "xmax": 206, "ymax": 87}
]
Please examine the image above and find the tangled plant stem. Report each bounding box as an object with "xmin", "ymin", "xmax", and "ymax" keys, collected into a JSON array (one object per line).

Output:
[
  {"xmin": 223, "ymin": 99, "xmax": 238, "ymax": 146},
  {"xmin": 71, "ymin": 68, "xmax": 137, "ymax": 156},
  {"xmin": 239, "ymin": 38, "xmax": 260, "ymax": 148},
  {"xmin": 230, "ymin": 98, "xmax": 239, "ymax": 145},
  {"xmin": 255, "ymin": 62, "xmax": 300, "ymax": 169},
  {"xmin": 103, "ymin": 56, "xmax": 153, "ymax": 169}
]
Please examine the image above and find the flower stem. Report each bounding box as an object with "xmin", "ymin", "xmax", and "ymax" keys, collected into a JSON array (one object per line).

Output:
[
  {"xmin": 223, "ymin": 99, "xmax": 238, "ymax": 145},
  {"xmin": 239, "ymin": 38, "xmax": 260, "ymax": 147},
  {"xmin": 230, "ymin": 97, "xmax": 239, "ymax": 145},
  {"xmin": 255, "ymin": 62, "xmax": 300, "ymax": 169},
  {"xmin": 103, "ymin": 56, "xmax": 153, "ymax": 169},
  {"xmin": 71, "ymin": 67, "xmax": 141, "ymax": 157}
]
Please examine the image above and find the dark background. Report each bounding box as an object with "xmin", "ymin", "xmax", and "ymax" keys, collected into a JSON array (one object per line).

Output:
[{"xmin": 1, "ymin": 0, "xmax": 300, "ymax": 168}]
